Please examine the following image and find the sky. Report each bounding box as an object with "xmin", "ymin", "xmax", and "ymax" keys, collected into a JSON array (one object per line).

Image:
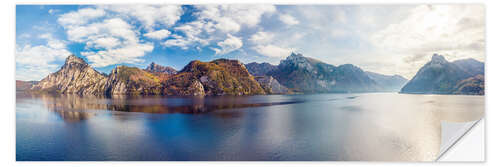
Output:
[{"xmin": 15, "ymin": 4, "xmax": 485, "ymax": 81}]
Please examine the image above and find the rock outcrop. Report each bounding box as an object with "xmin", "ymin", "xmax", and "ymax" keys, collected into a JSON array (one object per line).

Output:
[
  {"xmin": 254, "ymin": 76, "xmax": 288, "ymax": 94},
  {"xmin": 31, "ymin": 55, "xmax": 107, "ymax": 95}
]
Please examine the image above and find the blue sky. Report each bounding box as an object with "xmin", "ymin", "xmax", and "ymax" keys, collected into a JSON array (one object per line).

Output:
[{"xmin": 16, "ymin": 5, "xmax": 484, "ymax": 81}]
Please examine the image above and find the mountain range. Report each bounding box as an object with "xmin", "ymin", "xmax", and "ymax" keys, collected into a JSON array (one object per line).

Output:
[
  {"xmin": 401, "ymin": 54, "xmax": 484, "ymax": 95},
  {"xmin": 245, "ymin": 53, "xmax": 408, "ymax": 93},
  {"xmin": 20, "ymin": 52, "xmax": 483, "ymax": 96}
]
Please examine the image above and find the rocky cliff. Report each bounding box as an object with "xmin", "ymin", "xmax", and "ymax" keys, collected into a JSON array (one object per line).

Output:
[
  {"xmin": 31, "ymin": 55, "xmax": 108, "ymax": 95},
  {"xmin": 254, "ymin": 76, "xmax": 289, "ymax": 94}
]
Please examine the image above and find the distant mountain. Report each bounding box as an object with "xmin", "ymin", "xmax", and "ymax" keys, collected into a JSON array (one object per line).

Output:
[
  {"xmin": 267, "ymin": 53, "xmax": 381, "ymax": 93},
  {"xmin": 144, "ymin": 62, "xmax": 177, "ymax": 75},
  {"xmin": 31, "ymin": 55, "xmax": 108, "ymax": 95},
  {"xmin": 366, "ymin": 72, "xmax": 408, "ymax": 92},
  {"xmin": 254, "ymin": 76, "xmax": 289, "ymax": 94},
  {"xmin": 245, "ymin": 62, "xmax": 277, "ymax": 76},
  {"xmin": 31, "ymin": 55, "xmax": 265, "ymax": 96},
  {"xmin": 245, "ymin": 62, "xmax": 288, "ymax": 94},
  {"xmin": 400, "ymin": 54, "xmax": 484, "ymax": 95},
  {"xmin": 16, "ymin": 80, "xmax": 38, "ymax": 91}
]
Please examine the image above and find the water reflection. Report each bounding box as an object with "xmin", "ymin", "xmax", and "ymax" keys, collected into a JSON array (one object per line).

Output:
[
  {"xmin": 23, "ymin": 92, "xmax": 311, "ymax": 118},
  {"xmin": 16, "ymin": 92, "xmax": 484, "ymax": 161}
]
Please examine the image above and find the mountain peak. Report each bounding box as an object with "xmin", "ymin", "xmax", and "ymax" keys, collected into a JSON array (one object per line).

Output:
[
  {"xmin": 431, "ymin": 53, "xmax": 447, "ymax": 63},
  {"xmin": 289, "ymin": 52, "xmax": 304, "ymax": 58},
  {"xmin": 145, "ymin": 62, "xmax": 177, "ymax": 74},
  {"xmin": 65, "ymin": 54, "xmax": 87, "ymax": 65}
]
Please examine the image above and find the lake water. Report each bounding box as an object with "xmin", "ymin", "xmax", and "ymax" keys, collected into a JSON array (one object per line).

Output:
[{"xmin": 16, "ymin": 92, "xmax": 484, "ymax": 161}]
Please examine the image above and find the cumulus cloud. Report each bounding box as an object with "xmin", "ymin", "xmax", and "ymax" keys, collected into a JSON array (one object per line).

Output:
[
  {"xmin": 163, "ymin": 21, "xmax": 211, "ymax": 49},
  {"xmin": 253, "ymin": 44, "xmax": 293, "ymax": 58},
  {"xmin": 163, "ymin": 5, "xmax": 276, "ymax": 54},
  {"xmin": 102, "ymin": 5, "xmax": 183, "ymax": 31},
  {"xmin": 16, "ymin": 34, "xmax": 71, "ymax": 80},
  {"xmin": 144, "ymin": 29, "xmax": 171, "ymax": 40},
  {"xmin": 196, "ymin": 5, "xmax": 276, "ymax": 30},
  {"xmin": 81, "ymin": 43, "xmax": 153, "ymax": 67},
  {"xmin": 279, "ymin": 14, "xmax": 299, "ymax": 26},
  {"xmin": 212, "ymin": 34, "xmax": 243, "ymax": 55},
  {"xmin": 249, "ymin": 31, "xmax": 275, "ymax": 44},
  {"xmin": 58, "ymin": 8, "xmax": 106, "ymax": 26},
  {"xmin": 59, "ymin": 7, "xmax": 158, "ymax": 67}
]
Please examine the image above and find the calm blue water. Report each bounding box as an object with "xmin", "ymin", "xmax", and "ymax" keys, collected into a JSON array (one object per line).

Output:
[{"xmin": 16, "ymin": 92, "xmax": 483, "ymax": 161}]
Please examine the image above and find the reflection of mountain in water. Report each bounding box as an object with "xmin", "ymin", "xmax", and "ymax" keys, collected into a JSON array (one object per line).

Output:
[{"xmin": 28, "ymin": 93, "xmax": 309, "ymax": 122}]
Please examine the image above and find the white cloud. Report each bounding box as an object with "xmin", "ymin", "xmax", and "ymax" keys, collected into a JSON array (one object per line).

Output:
[
  {"xmin": 212, "ymin": 34, "xmax": 243, "ymax": 55},
  {"xmin": 16, "ymin": 34, "xmax": 71, "ymax": 81},
  {"xmin": 330, "ymin": 29, "xmax": 349, "ymax": 38},
  {"xmin": 196, "ymin": 5, "xmax": 276, "ymax": 29},
  {"xmin": 214, "ymin": 17, "xmax": 241, "ymax": 33},
  {"xmin": 88, "ymin": 37, "xmax": 120, "ymax": 49},
  {"xmin": 163, "ymin": 21, "xmax": 211, "ymax": 49},
  {"xmin": 279, "ymin": 14, "xmax": 299, "ymax": 26},
  {"xmin": 253, "ymin": 44, "xmax": 293, "ymax": 58},
  {"xmin": 370, "ymin": 5, "xmax": 484, "ymax": 77},
  {"xmin": 144, "ymin": 29, "xmax": 171, "ymax": 40},
  {"xmin": 249, "ymin": 31, "xmax": 275, "ymax": 44},
  {"xmin": 81, "ymin": 43, "xmax": 153, "ymax": 67},
  {"xmin": 58, "ymin": 8, "xmax": 106, "ymax": 26},
  {"xmin": 59, "ymin": 7, "xmax": 154, "ymax": 67},
  {"xmin": 48, "ymin": 9, "xmax": 60, "ymax": 15},
  {"xmin": 102, "ymin": 5, "xmax": 183, "ymax": 31},
  {"xmin": 163, "ymin": 5, "xmax": 276, "ymax": 53},
  {"xmin": 333, "ymin": 10, "xmax": 347, "ymax": 23}
]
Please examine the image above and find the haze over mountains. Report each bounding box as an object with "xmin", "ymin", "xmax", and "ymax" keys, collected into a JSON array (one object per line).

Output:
[
  {"xmin": 401, "ymin": 54, "xmax": 484, "ymax": 95},
  {"xmin": 19, "ymin": 52, "xmax": 484, "ymax": 96}
]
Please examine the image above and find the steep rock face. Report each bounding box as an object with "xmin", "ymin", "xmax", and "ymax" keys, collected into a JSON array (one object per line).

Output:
[
  {"xmin": 245, "ymin": 62, "xmax": 278, "ymax": 76},
  {"xmin": 401, "ymin": 54, "xmax": 484, "ymax": 94},
  {"xmin": 31, "ymin": 55, "xmax": 107, "ymax": 95},
  {"xmin": 104, "ymin": 66, "xmax": 162, "ymax": 95},
  {"xmin": 254, "ymin": 76, "xmax": 288, "ymax": 94},
  {"xmin": 144, "ymin": 62, "xmax": 177, "ymax": 74},
  {"xmin": 268, "ymin": 53, "xmax": 380, "ymax": 93},
  {"xmin": 366, "ymin": 72, "xmax": 408, "ymax": 92},
  {"xmin": 164, "ymin": 59, "xmax": 265, "ymax": 96}
]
